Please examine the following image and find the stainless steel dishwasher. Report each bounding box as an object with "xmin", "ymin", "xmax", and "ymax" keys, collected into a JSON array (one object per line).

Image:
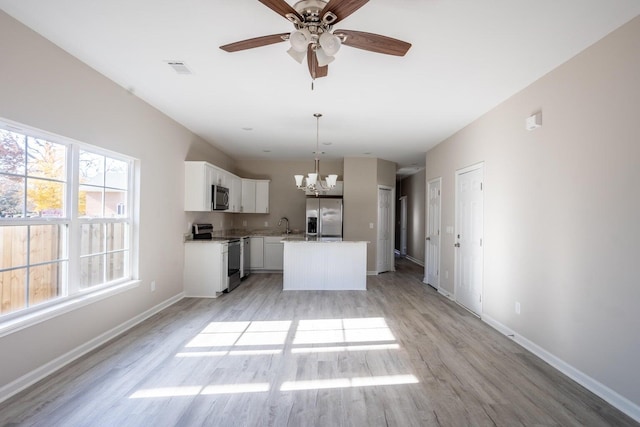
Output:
[{"xmin": 241, "ymin": 237, "xmax": 250, "ymax": 279}]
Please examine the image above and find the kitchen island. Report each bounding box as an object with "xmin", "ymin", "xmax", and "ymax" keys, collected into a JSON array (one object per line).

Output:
[{"xmin": 282, "ymin": 238, "xmax": 368, "ymax": 291}]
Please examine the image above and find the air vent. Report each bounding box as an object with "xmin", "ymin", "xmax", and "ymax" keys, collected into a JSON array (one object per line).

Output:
[{"xmin": 165, "ymin": 61, "xmax": 192, "ymax": 75}]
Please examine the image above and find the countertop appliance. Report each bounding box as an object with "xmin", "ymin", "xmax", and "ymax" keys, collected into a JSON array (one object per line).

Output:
[
  {"xmin": 192, "ymin": 223, "xmax": 214, "ymax": 239},
  {"xmin": 212, "ymin": 184, "xmax": 229, "ymax": 210},
  {"xmin": 306, "ymin": 197, "xmax": 343, "ymax": 239}
]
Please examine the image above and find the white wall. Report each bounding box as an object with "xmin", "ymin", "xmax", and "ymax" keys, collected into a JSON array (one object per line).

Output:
[
  {"xmin": 425, "ymin": 15, "xmax": 640, "ymax": 411},
  {"xmin": 0, "ymin": 11, "xmax": 234, "ymax": 392}
]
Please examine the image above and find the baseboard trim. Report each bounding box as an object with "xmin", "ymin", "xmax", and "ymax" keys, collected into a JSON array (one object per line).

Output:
[
  {"xmin": 405, "ymin": 255, "xmax": 424, "ymax": 267},
  {"xmin": 482, "ymin": 314, "xmax": 640, "ymax": 423},
  {"xmin": 438, "ymin": 288, "xmax": 454, "ymax": 300},
  {"xmin": 0, "ymin": 293, "xmax": 184, "ymax": 404}
]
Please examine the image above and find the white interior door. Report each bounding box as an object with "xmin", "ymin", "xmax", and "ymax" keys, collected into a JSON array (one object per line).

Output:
[
  {"xmin": 425, "ymin": 178, "xmax": 441, "ymax": 289},
  {"xmin": 377, "ymin": 187, "xmax": 393, "ymax": 273},
  {"xmin": 400, "ymin": 196, "xmax": 407, "ymax": 257},
  {"xmin": 455, "ymin": 165, "xmax": 484, "ymax": 315}
]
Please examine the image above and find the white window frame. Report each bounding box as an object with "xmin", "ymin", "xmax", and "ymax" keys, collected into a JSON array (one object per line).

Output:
[{"xmin": 0, "ymin": 118, "xmax": 140, "ymax": 337}]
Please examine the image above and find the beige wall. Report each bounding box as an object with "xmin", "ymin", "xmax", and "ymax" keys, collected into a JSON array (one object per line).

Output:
[
  {"xmin": 0, "ymin": 11, "xmax": 233, "ymax": 390},
  {"xmin": 343, "ymin": 157, "xmax": 396, "ymax": 272},
  {"xmin": 399, "ymin": 169, "xmax": 426, "ymax": 263},
  {"xmin": 343, "ymin": 158, "xmax": 378, "ymax": 270},
  {"xmin": 234, "ymin": 158, "xmax": 344, "ymax": 233},
  {"xmin": 425, "ymin": 16, "xmax": 640, "ymax": 408}
]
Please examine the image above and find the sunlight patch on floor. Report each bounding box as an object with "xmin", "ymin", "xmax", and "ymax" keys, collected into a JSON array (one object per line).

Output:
[
  {"xmin": 280, "ymin": 375, "xmax": 420, "ymax": 391},
  {"xmin": 125, "ymin": 317, "xmax": 420, "ymax": 400}
]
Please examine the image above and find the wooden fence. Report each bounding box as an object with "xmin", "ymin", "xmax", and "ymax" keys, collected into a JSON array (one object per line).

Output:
[{"xmin": 1, "ymin": 225, "xmax": 61, "ymax": 315}]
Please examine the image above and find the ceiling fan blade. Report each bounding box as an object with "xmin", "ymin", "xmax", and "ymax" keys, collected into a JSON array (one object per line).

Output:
[
  {"xmin": 258, "ymin": 0, "xmax": 303, "ymax": 22},
  {"xmin": 321, "ymin": 0, "xmax": 369, "ymax": 24},
  {"xmin": 307, "ymin": 46, "xmax": 328, "ymax": 79},
  {"xmin": 334, "ymin": 29, "xmax": 411, "ymax": 56},
  {"xmin": 220, "ymin": 33, "xmax": 289, "ymax": 52}
]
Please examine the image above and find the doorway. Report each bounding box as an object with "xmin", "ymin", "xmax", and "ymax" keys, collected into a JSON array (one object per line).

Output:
[
  {"xmin": 377, "ymin": 186, "xmax": 394, "ymax": 273},
  {"xmin": 425, "ymin": 177, "xmax": 441, "ymax": 289},
  {"xmin": 399, "ymin": 196, "xmax": 407, "ymax": 257},
  {"xmin": 455, "ymin": 163, "xmax": 484, "ymax": 315}
]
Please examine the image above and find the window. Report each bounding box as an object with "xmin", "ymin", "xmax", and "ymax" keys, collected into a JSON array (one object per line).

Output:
[{"xmin": 1, "ymin": 119, "xmax": 136, "ymax": 319}]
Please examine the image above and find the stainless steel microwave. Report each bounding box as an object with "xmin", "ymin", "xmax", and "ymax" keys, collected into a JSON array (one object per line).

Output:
[{"xmin": 212, "ymin": 185, "xmax": 229, "ymax": 210}]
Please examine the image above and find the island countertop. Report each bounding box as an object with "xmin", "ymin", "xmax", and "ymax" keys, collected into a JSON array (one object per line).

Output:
[{"xmin": 281, "ymin": 237, "xmax": 369, "ymax": 243}]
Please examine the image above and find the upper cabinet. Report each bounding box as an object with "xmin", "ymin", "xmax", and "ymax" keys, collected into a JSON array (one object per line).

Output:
[
  {"xmin": 185, "ymin": 161, "xmax": 269, "ymax": 213},
  {"xmin": 241, "ymin": 179, "xmax": 270, "ymax": 213},
  {"xmin": 241, "ymin": 179, "xmax": 256, "ymax": 213},
  {"xmin": 255, "ymin": 180, "xmax": 269, "ymax": 214},
  {"xmin": 184, "ymin": 161, "xmax": 215, "ymax": 211},
  {"xmin": 229, "ymin": 174, "xmax": 242, "ymax": 213}
]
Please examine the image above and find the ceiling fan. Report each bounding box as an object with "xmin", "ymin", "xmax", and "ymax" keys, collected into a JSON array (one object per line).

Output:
[{"xmin": 220, "ymin": 0, "xmax": 412, "ymax": 80}]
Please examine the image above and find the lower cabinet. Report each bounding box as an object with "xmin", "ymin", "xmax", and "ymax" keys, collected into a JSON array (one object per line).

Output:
[
  {"xmin": 264, "ymin": 237, "xmax": 284, "ymax": 270},
  {"xmin": 248, "ymin": 236, "xmax": 284, "ymax": 271},
  {"xmin": 184, "ymin": 242, "xmax": 228, "ymax": 297},
  {"xmin": 249, "ymin": 237, "xmax": 264, "ymax": 270}
]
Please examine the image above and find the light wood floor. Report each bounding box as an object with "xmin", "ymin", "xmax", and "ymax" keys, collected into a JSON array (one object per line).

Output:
[{"xmin": 0, "ymin": 259, "xmax": 636, "ymax": 427}]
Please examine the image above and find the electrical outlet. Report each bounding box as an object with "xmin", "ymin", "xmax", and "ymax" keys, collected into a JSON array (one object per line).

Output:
[
  {"xmin": 243, "ymin": 220, "xmax": 247, "ymax": 227},
  {"xmin": 151, "ymin": 280, "xmax": 156, "ymax": 292},
  {"xmin": 369, "ymin": 222, "xmax": 374, "ymax": 229},
  {"xmin": 264, "ymin": 221, "xmax": 269, "ymax": 227},
  {"xmin": 515, "ymin": 301, "xmax": 521, "ymax": 315}
]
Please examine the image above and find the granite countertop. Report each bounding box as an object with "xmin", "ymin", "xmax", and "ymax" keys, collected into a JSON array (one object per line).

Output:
[{"xmin": 185, "ymin": 229, "xmax": 305, "ymax": 243}]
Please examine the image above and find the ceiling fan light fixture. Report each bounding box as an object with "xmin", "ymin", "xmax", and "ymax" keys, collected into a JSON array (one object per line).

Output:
[
  {"xmin": 290, "ymin": 28, "xmax": 312, "ymax": 52},
  {"xmin": 315, "ymin": 47, "xmax": 334, "ymax": 67},
  {"xmin": 319, "ymin": 32, "xmax": 341, "ymax": 56},
  {"xmin": 287, "ymin": 47, "xmax": 306, "ymax": 63}
]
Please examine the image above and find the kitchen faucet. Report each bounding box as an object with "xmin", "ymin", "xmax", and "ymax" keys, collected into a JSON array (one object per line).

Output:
[{"xmin": 278, "ymin": 217, "xmax": 291, "ymax": 234}]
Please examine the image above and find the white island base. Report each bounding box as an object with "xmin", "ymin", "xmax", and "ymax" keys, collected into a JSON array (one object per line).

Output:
[{"xmin": 283, "ymin": 240, "xmax": 368, "ymax": 291}]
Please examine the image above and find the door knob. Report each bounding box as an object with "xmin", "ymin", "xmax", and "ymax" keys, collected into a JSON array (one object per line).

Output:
[
  {"xmin": 454, "ymin": 243, "xmax": 460, "ymax": 248},
  {"xmin": 425, "ymin": 237, "xmax": 431, "ymax": 241}
]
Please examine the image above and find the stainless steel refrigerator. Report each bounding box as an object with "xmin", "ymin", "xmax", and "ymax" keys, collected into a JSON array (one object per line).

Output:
[{"xmin": 305, "ymin": 198, "xmax": 343, "ymax": 239}]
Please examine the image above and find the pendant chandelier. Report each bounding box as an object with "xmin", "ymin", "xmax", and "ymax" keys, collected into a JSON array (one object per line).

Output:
[{"xmin": 294, "ymin": 113, "xmax": 338, "ymax": 197}]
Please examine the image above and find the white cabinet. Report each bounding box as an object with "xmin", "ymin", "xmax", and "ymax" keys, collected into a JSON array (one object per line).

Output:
[
  {"xmin": 256, "ymin": 180, "xmax": 270, "ymax": 214},
  {"xmin": 264, "ymin": 236, "xmax": 284, "ymax": 270},
  {"xmin": 249, "ymin": 237, "xmax": 264, "ymax": 269},
  {"xmin": 184, "ymin": 242, "xmax": 228, "ymax": 297},
  {"xmin": 184, "ymin": 161, "xmax": 215, "ymax": 211},
  {"xmin": 210, "ymin": 166, "xmax": 227, "ymax": 187},
  {"xmin": 185, "ymin": 161, "xmax": 269, "ymax": 214},
  {"xmin": 229, "ymin": 174, "xmax": 242, "ymax": 213},
  {"xmin": 241, "ymin": 179, "xmax": 270, "ymax": 213},
  {"xmin": 241, "ymin": 179, "xmax": 256, "ymax": 213}
]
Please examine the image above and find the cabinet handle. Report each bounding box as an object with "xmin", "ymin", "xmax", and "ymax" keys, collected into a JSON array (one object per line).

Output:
[{"xmin": 454, "ymin": 243, "xmax": 460, "ymax": 248}]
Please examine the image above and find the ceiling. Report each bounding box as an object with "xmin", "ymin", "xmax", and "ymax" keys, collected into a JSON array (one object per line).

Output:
[{"xmin": 1, "ymin": 1, "xmax": 639, "ymax": 176}]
